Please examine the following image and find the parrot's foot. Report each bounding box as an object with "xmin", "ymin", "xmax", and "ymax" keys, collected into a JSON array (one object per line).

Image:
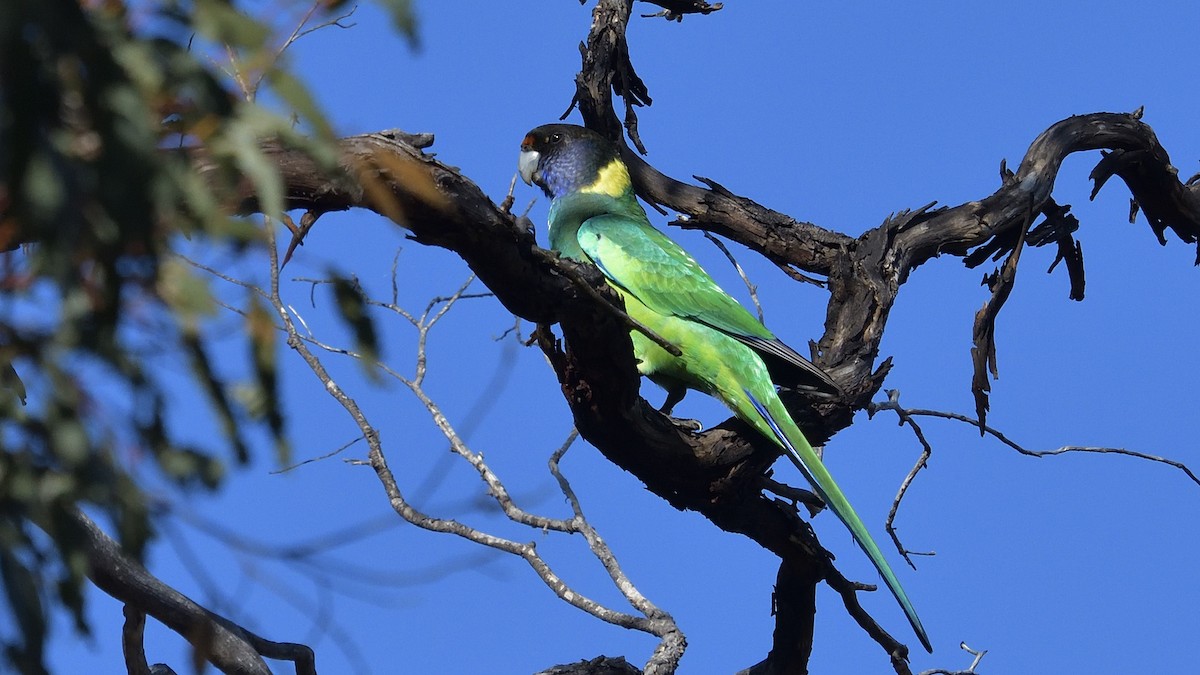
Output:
[{"xmin": 659, "ymin": 386, "xmax": 687, "ymax": 416}]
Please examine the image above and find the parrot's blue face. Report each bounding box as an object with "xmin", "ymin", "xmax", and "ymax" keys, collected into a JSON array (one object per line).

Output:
[{"xmin": 519, "ymin": 124, "xmax": 623, "ymax": 199}]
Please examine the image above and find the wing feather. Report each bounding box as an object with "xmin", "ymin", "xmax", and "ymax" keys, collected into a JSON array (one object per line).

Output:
[{"xmin": 577, "ymin": 215, "xmax": 839, "ymax": 393}]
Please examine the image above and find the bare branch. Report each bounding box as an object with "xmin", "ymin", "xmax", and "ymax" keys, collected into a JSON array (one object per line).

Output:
[
  {"xmin": 871, "ymin": 394, "xmax": 1200, "ymax": 489},
  {"xmin": 70, "ymin": 508, "xmax": 316, "ymax": 675},
  {"xmin": 870, "ymin": 389, "xmax": 1200, "ymax": 577},
  {"xmin": 970, "ymin": 205, "xmax": 1032, "ymax": 429},
  {"xmin": 121, "ymin": 605, "xmax": 153, "ymax": 675},
  {"xmin": 703, "ymin": 232, "xmax": 764, "ymax": 323},
  {"xmin": 824, "ymin": 565, "xmax": 915, "ymax": 675},
  {"xmin": 549, "ymin": 431, "xmax": 685, "ymax": 672},
  {"xmin": 759, "ymin": 476, "xmax": 823, "ymax": 515},
  {"xmin": 918, "ymin": 642, "xmax": 988, "ymax": 675},
  {"xmin": 258, "ymin": 217, "xmax": 683, "ymax": 666},
  {"xmin": 638, "ymin": 0, "xmax": 723, "ymax": 21},
  {"xmin": 270, "ymin": 435, "xmax": 365, "ymax": 474},
  {"xmin": 863, "ymin": 390, "xmax": 938, "ymax": 568}
]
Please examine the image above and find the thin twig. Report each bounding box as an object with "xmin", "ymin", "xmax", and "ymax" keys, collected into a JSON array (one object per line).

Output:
[
  {"xmin": 869, "ymin": 390, "xmax": 936, "ymax": 567},
  {"xmin": 180, "ymin": 255, "xmax": 270, "ymax": 300},
  {"xmin": 262, "ymin": 220, "xmax": 680, "ymax": 654},
  {"xmin": 270, "ymin": 435, "xmax": 365, "ymax": 474},
  {"xmin": 703, "ymin": 232, "xmax": 763, "ymax": 323},
  {"xmin": 872, "ymin": 392, "xmax": 1200, "ymax": 487},
  {"xmin": 548, "ymin": 430, "xmax": 685, "ymax": 672},
  {"xmin": 251, "ymin": 3, "xmax": 359, "ymax": 94},
  {"xmin": 918, "ymin": 641, "xmax": 987, "ymax": 675},
  {"xmin": 869, "ymin": 388, "xmax": 1200, "ymax": 565}
]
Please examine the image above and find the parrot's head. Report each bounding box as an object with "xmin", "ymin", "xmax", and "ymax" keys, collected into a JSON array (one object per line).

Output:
[{"xmin": 519, "ymin": 124, "xmax": 631, "ymax": 200}]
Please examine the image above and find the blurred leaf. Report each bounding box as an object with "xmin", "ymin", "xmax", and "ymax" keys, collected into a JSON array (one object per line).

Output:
[
  {"xmin": 20, "ymin": 151, "xmax": 66, "ymax": 223},
  {"xmin": 47, "ymin": 504, "xmax": 92, "ymax": 634},
  {"xmin": 48, "ymin": 419, "xmax": 88, "ymax": 469},
  {"xmin": 36, "ymin": 473, "xmax": 76, "ymax": 503},
  {"xmin": 110, "ymin": 476, "xmax": 152, "ymax": 559},
  {"xmin": 181, "ymin": 332, "xmax": 250, "ymax": 464},
  {"xmin": 0, "ymin": 359, "xmax": 27, "ymax": 406},
  {"xmin": 157, "ymin": 258, "xmax": 217, "ymax": 329},
  {"xmin": 110, "ymin": 40, "xmax": 166, "ymax": 94},
  {"xmin": 330, "ymin": 273, "xmax": 381, "ymax": 379},
  {"xmin": 246, "ymin": 294, "xmax": 289, "ymax": 466},
  {"xmin": 166, "ymin": 154, "xmax": 261, "ymax": 242},
  {"xmin": 193, "ymin": 0, "xmax": 270, "ymax": 49},
  {"xmin": 350, "ymin": 149, "xmax": 450, "ymax": 229},
  {"xmin": 55, "ymin": 574, "xmax": 87, "ymax": 634},
  {"xmin": 155, "ymin": 446, "xmax": 224, "ymax": 490},
  {"xmin": 2, "ymin": 455, "xmax": 37, "ymax": 504},
  {"xmin": 217, "ymin": 110, "xmax": 286, "ymax": 220},
  {"xmin": 375, "ymin": 0, "xmax": 420, "ymax": 49},
  {"xmin": 0, "ymin": 1, "xmax": 407, "ymax": 669},
  {"xmin": 265, "ymin": 68, "xmax": 335, "ymax": 144},
  {"xmin": 0, "ymin": 545, "xmax": 46, "ymax": 670}
]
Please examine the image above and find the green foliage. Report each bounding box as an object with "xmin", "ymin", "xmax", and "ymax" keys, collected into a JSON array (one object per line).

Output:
[
  {"xmin": 331, "ymin": 273, "xmax": 383, "ymax": 378},
  {"xmin": 375, "ymin": 0, "xmax": 421, "ymax": 48},
  {"xmin": 0, "ymin": 0, "xmax": 418, "ymax": 671},
  {"xmin": 245, "ymin": 293, "xmax": 290, "ymax": 465}
]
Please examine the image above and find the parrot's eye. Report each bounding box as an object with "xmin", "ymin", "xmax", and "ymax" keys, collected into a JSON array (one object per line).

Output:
[{"xmin": 548, "ymin": 133, "xmax": 563, "ymax": 144}]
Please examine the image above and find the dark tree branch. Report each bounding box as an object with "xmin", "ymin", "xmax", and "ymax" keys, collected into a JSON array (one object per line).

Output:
[
  {"xmin": 637, "ymin": 0, "xmax": 723, "ymax": 21},
  {"xmin": 568, "ymin": 0, "xmax": 651, "ymax": 151},
  {"xmin": 70, "ymin": 508, "xmax": 317, "ymax": 675},
  {"xmin": 767, "ymin": 558, "xmax": 817, "ymax": 674},
  {"xmin": 537, "ymin": 655, "xmax": 642, "ymax": 675},
  {"xmin": 970, "ymin": 205, "xmax": 1031, "ymax": 429},
  {"xmin": 121, "ymin": 605, "xmax": 153, "ymax": 675}
]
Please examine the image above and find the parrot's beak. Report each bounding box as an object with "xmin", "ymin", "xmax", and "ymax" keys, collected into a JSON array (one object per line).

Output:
[{"xmin": 518, "ymin": 149, "xmax": 540, "ymax": 186}]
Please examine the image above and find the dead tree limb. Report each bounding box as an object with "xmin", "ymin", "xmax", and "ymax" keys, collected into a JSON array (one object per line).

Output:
[{"xmin": 71, "ymin": 508, "xmax": 317, "ymax": 675}]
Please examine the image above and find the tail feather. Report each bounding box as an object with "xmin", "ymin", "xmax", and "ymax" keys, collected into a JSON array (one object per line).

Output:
[{"xmin": 744, "ymin": 389, "xmax": 932, "ymax": 653}]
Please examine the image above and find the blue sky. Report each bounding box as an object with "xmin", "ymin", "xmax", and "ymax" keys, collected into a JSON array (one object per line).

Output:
[{"xmin": 42, "ymin": 2, "xmax": 1200, "ymax": 673}]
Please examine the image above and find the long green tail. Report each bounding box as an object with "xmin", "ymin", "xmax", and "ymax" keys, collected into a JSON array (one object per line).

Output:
[{"xmin": 745, "ymin": 388, "xmax": 933, "ymax": 653}]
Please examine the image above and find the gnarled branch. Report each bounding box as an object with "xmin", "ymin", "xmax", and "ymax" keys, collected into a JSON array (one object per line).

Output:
[{"xmin": 72, "ymin": 508, "xmax": 316, "ymax": 675}]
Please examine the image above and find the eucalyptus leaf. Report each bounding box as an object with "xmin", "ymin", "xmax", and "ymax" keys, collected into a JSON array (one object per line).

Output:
[{"xmin": 330, "ymin": 273, "xmax": 382, "ymax": 379}]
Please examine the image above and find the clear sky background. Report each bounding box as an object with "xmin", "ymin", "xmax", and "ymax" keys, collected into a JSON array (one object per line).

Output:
[{"xmin": 39, "ymin": 2, "xmax": 1200, "ymax": 673}]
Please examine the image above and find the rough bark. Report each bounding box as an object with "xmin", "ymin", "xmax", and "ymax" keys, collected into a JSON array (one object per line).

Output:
[{"xmin": 72, "ymin": 509, "xmax": 317, "ymax": 675}]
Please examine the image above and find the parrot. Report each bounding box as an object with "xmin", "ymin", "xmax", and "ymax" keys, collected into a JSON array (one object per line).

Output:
[{"xmin": 518, "ymin": 123, "xmax": 932, "ymax": 653}]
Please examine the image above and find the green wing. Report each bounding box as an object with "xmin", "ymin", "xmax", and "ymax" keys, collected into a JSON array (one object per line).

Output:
[
  {"xmin": 577, "ymin": 215, "xmax": 839, "ymax": 393},
  {"xmin": 578, "ymin": 215, "xmax": 775, "ymax": 339}
]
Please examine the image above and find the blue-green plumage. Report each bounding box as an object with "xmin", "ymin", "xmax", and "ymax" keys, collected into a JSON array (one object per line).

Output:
[{"xmin": 519, "ymin": 123, "xmax": 931, "ymax": 653}]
